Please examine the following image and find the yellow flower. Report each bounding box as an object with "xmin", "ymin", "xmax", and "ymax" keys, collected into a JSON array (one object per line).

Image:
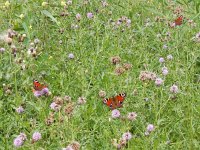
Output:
[
  {"xmin": 61, "ymin": 1, "xmax": 66, "ymax": 6},
  {"xmin": 49, "ymin": 56, "xmax": 53, "ymax": 59},
  {"xmin": 5, "ymin": 1, "xmax": 10, "ymax": 7},
  {"xmin": 42, "ymin": 2, "xmax": 48, "ymax": 6},
  {"xmin": 19, "ymin": 14, "xmax": 24, "ymax": 19},
  {"xmin": 29, "ymin": 25, "xmax": 32, "ymax": 29}
]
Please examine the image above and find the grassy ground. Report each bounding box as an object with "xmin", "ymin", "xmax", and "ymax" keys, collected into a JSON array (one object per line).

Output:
[{"xmin": 0, "ymin": 0, "xmax": 200, "ymax": 149}]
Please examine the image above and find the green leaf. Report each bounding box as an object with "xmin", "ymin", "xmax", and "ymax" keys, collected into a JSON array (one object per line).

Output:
[{"xmin": 41, "ymin": 10, "xmax": 58, "ymax": 25}]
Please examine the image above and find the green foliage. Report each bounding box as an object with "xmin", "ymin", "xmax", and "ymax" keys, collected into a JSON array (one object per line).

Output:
[{"xmin": 0, "ymin": 0, "xmax": 199, "ymax": 149}]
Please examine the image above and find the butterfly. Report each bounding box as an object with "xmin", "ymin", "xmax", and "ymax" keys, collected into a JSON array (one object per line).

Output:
[
  {"xmin": 33, "ymin": 80, "xmax": 47, "ymax": 91},
  {"xmin": 103, "ymin": 93, "xmax": 126, "ymax": 110},
  {"xmin": 174, "ymin": 15, "xmax": 183, "ymax": 26}
]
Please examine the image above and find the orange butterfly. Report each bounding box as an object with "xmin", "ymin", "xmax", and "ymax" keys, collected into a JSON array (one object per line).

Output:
[
  {"xmin": 103, "ymin": 93, "xmax": 126, "ymax": 110},
  {"xmin": 33, "ymin": 80, "xmax": 47, "ymax": 91},
  {"xmin": 174, "ymin": 15, "xmax": 183, "ymax": 26}
]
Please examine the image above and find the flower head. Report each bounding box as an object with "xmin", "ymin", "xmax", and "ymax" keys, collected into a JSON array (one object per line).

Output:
[
  {"xmin": 0, "ymin": 48, "xmax": 5, "ymax": 53},
  {"xmin": 167, "ymin": 54, "xmax": 173, "ymax": 60},
  {"xmin": 5, "ymin": 1, "xmax": 10, "ymax": 7},
  {"xmin": 68, "ymin": 53, "xmax": 75, "ymax": 59},
  {"xmin": 13, "ymin": 137, "xmax": 23, "ymax": 147},
  {"xmin": 16, "ymin": 106, "xmax": 24, "ymax": 114},
  {"xmin": 42, "ymin": 2, "xmax": 48, "ymax": 6},
  {"xmin": 127, "ymin": 112, "xmax": 137, "ymax": 121},
  {"xmin": 19, "ymin": 14, "xmax": 25, "ymax": 19},
  {"xmin": 162, "ymin": 67, "xmax": 168, "ymax": 76},
  {"xmin": 110, "ymin": 56, "xmax": 121, "ymax": 65},
  {"xmin": 76, "ymin": 13, "xmax": 81, "ymax": 21},
  {"xmin": 99, "ymin": 90, "xmax": 106, "ymax": 98},
  {"xmin": 155, "ymin": 78, "xmax": 164, "ymax": 86},
  {"xmin": 77, "ymin": 97, "xmax": 86, "ymax": 105},
  {"xmin": 122, "ymin": 132, "xmax": 132, "ymax": 141},
  {"xmin": 87, "ymin": 12, "xmax": 93, "ymax": 19},
  {"xmin": 147, "ymin": 124, "xmax": 154, "ymax": 132},
  {"xmin": 50, "ymin": 102, "xmax": 61, "ymax": 111},
  {"xmin": 170, "ymin": 84, "xmax": 179, "ymax": 93},
  {"xmin": 32, "ymin": 132, "xmax": 42, "ymax": 142},
  {"xmin": 111, "ymin": 109, "xmax": 120, "ymax": 118},
  {"xmin": 159, "ymin": 57, "xmax": 165, "ymax": 63}
]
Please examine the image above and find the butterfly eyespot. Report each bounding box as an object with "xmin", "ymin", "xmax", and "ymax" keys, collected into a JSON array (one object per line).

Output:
[
  {"xmin": 120, "ymin": 93, "xmax": 126, "ymax": 97},
  {"xmin": 109, "ymin": 104, "xmax": 113, "ymax": 108},
  {"xmin": 103, "ymin": 99, "xmax": 108, "ymax": 104}
]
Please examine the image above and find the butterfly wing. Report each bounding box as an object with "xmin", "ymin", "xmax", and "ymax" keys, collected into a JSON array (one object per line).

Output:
[
  {"xmin": 103, "ymin": 93, "xmax": 126, "ymax": 110},
  {"xmin": 115, "ymin": 93, "xmax": 126, "ymax": 107},
  {"xmin": 103, "ymin": 97, "xmax": 116, "ymax": 110},
  {"xmin": 175, "ymin": 16, "xmax": 183, "ymax": 26},
  {"xmin": 33, "ymin": 80, "xmax": 46, "ymax": 91}
]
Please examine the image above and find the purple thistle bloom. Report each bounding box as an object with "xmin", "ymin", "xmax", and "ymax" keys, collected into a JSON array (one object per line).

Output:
[
  {"xmin": 170, "ymin": 84, "xmax": 179, "ymax": 93},
  {"xmin": 111, "ymin": 109, "xmax": 120, "ymax": 118},
  {"xmin": 13, "ymin": 137, "xmax": 24, "ymax": 147},
  {"xmin": 159, "ymin": 57, "xmax": 165, "ymax": 63},
  {"xmin": 16, "ymin": 106, "xmax": 24, "ymax": 114},
  {"xmin": 147, "ymin": 124, "xmax": 154, "ymax": 132},
  {"xmin": 32, "ymin": 132, "xmax": 42, "ymax": 142},
  {"xmin": 155, "ymin": 78, "xmax": 163, "ymax": 86},
  {"xmin": 68, "ymin": 53, "xmax": 75, "ymax": 59},
  {"xmin": 87, "ymin": 12, "xmax": 93, "ymax": 19},
  {"xmin": 122, "ymin": 132, "xmax": 132, "ymax": 141}
]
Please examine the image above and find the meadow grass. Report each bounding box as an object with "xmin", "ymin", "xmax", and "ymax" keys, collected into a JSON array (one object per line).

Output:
[{"xmin": 0, "ymin": 0, "xmax": 200, "ymax": 149}]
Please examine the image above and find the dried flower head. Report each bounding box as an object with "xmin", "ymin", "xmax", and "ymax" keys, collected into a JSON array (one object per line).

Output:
[
  {"xmin": 139, "ymin": 71, "xmax": 157, "ymax": 81},
  {"xmin": 127, "ymin": 112, "xmax": 137, "ymax": 121},
  {"xmin": 64, "ymin": 102, "xmax": 74, "ymax": 116},
  {"xmin": 63, "ymin": 95, "xmax": 72, "ymax": 102},
  {"xmin": 46, "ymin": 112, "xmax": 54, "ymax": 125},
  {"xmin": 70, "ymin": 141, "xmax": 80, "ymax": 150},
  {"xmin": 110, "ymin": 56, "xmax": 121, "ymax": 65},
  {"xmin": 167, "ymin": 54, "xmax": 173, "ymax": 60},
  {"xmin": 77, "ymin": 97, "xmax": 86, "ymax": 105},
  {"xmin": 53, "ymin": 96, "xmax": 64, "ymax": 105},
  {"xmin": 123, "ymin": 63, "xmax": 132, "ymax": 70},
  {"xmin": 0, "ymin": 47, "xmax": 5, "ymax": 53},
  {"xmin": 115, "ymin": 67, "xmax": 125, "ymax": 75},
  {"xmin": 98, "ymin": 90, "xmax": 106, "ymax": 98}
]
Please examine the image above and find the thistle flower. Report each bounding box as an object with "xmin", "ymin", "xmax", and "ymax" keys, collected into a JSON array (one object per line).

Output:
[
  {"xmin": 155, "ymin": 78, "xmax": 164, "ymax": 86},
  {"xmin": 123, "ymin": 63, "xmax": 132, "ymax": 70},
  {"xmin": 115, "ymin": 67, "xmax": 125, "ymax": 75},
  {"xmin": 162, "ymin": 67, "xmax": 169, "ymax": 76},
  {"xmin": 110, "ymin": 56, "xmax": 121, "ymax": 65},
  {"xmin": 76, "ymin": 13, "xmax": 81, "ymax": 21},
  {"xmin": 16, "ymin": 106, "xmax": 24, "ymax": 114},
  {"xmin": 34, "ymin": 38, "xmax": 40, "ymax": 44},
  {"xmin": 33, "ymin": 87, "xmax": 49, "ymax": 97},
  {"xmin": 32, "ymin": 132, "xmax": 42, "ymax": 142},
  {"xmin": 159, "ymin": 57, "xmax": 165, "ymax": 63},
  {"xmin": 147, "ymin": 124, "xmax": 154, "ymax": 132},
  {"xmin": 50, "ymin": 102, "xmax": 61, "ymax": 111},
  {"xmin": 77, "ymin": 97, "xmax": 86, "ymax": 105},
  {"xmin": 98, "ymin": 90, "xmax": 106, "ymax": 98},
  {"xmin": 127, "ymin": 112, "xmax": 137, "ymax": 121},
  {"xmin": 64, "ymin": 102, "xmax": 74, "ymax": 116},
  {"xmin": 122, "ymin": 132, "xmax": 132, "ymax": 141},
  {"xmin": 63, "ymin": 95, "xmax": 71, "ymax": 102},
  {"xmin": 87, "ymin": 12, "xmax": 93, "ymax": 19},
  {"xmin": 68, "ymin": 53, "xmax": 74, "ymax": 59},
  {"xmin": 139, "ymin": 71, "xmax": 157, "ymax": 81},
  {"xmin": 170, "ymin": 84, "xmax": 179, "ymax": 93},
  {"xmin": 70, "ymin": 141, "xmax": 80, "ymax": 150},
  {"xmin": 13, "ymin": 137, "xmax": 23, "ymax": 147},
  {"xmin": 163, "ymin": 44, "xmax": 168, "ymax": 49},
  {"xmin": 111, "ymin": 109, "xmax": 120, "ymax": 118},
  {"xmin": 167, "ymin": 54, "xmax": 173, "ymax": 60},
  {"xmin": 0, "ymin": 48, "xmax": 5, "ymax": 53}
]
